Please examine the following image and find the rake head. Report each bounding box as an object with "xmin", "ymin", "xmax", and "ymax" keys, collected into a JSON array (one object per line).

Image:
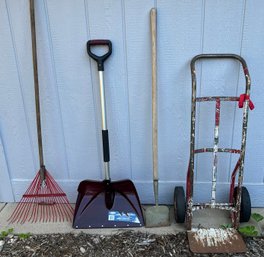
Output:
[{"xmin": 8, "ymin": 169, "xmax": 74, "ymax": 224}]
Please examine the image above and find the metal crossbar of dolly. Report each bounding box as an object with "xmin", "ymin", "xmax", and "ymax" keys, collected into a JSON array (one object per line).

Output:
[{"xmin": 174, "ymin": 54, "xmax": 254, "ymax": 254}]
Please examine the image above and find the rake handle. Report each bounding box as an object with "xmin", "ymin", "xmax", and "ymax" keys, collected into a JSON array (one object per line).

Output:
[{"xmin": 29, "ymin": 0, "xmax": 45, "ymax": 174}]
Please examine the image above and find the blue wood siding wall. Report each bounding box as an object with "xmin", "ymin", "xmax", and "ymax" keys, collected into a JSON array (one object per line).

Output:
[{"xmin": 0, "ymin": 0, "xmax": 264, "ymax": 206}]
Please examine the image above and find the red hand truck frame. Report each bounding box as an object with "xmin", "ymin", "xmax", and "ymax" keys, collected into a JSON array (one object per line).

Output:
[{"xmin": 174, "ymin": 54, "xmax": 254, "ymax": 231}]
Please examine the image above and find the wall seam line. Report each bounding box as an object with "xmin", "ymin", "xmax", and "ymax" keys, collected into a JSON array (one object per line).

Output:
[
  {"xmin": 84, "ymin": 0, "xmax": 103, "ymax": 180},
  {"xmin": 195, "ymin": 0, "xmax": 206, "ymax": 182},
  {"xmin": 228, "ymin": 0, "xmax": 247, "ymax": 183},
  {"xmin": 5, "ymin": 0, "xmax": 36, "ymax": 172},
  {"xmin": 121, "ymin": 0, "xmax": 133, "ymax": 180},
  {"xmin": 43, "ymin": 0, "xmax": 70, "ymax": 179}
]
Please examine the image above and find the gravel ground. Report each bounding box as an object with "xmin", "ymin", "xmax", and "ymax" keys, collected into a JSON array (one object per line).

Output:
[{"xmin": 0, "ymin": 231, "xmax": 264, "ymax": 257}]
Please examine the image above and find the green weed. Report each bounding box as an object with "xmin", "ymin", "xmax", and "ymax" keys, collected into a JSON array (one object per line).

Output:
[
  {"xmin": 18, "ymin": 233, "xmax": 31, "ymax": 240},
  {"xmin": 220, "ymin": 213, "xmax": 264, "ymax": 236},
  {"xmin": 0, "ymin": 228, "xmax": 14, "ymax": 239}
]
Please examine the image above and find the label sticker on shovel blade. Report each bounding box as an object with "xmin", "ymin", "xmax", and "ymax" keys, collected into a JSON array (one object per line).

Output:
[{"xmin": 108, "ymin": 211, "xmax": 140, "ymax": 223}]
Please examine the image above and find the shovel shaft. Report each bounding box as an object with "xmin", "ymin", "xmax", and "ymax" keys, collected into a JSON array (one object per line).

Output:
[
  {"xmin": 98, "ymin": 71, "xmax": 110, "ymax": 180},
  {"xmin": 98, "ymin": 71, "xmax": 108, "ymax": 131}
]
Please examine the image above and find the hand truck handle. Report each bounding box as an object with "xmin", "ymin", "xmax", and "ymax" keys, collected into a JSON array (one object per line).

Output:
[
  {"xmin": 190, "ymin": 54, "xmax": 250, "ymax": 77},
  {"xmin": 87, "ymin": 40, "xmax": 112, "ymax": 71}
]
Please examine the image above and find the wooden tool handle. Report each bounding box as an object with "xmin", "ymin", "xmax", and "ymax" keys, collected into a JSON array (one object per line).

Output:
[
  {"xmin": 150, "ymin": 8, "xmax": 158, "ymax": 182},
  {"xmin": 29, "ymin": 0, "xmax": 45, "ymax": 171}
]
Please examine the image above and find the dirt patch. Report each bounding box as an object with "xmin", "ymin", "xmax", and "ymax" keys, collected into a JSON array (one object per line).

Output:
[{"xmin": 0, "ymin": 231, "xmax": 264, "ymax": 256}]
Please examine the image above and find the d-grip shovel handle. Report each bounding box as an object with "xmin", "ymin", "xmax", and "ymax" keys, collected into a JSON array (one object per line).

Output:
[
  {"xmin": 87, "ymin": 39, "xmax": 112, "ymax": 180},
  {"xmin": 87, "ymin": 40, "xmax": 112, "ymax": 71}
]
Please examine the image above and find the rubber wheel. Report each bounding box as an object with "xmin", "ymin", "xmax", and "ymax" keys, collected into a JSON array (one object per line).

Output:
[
  {"xmin": 174, "ymin": 186, "xmax": 186, "ymax": 223},
  {"xmin": 234, "ymin": 186, "xmax": 251, "ymax": 222}
]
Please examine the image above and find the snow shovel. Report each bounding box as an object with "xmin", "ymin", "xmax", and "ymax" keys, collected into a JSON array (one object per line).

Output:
[
  {"xmin": 145, "ymin": 8, "xmax": 170, "ymax": 227},
  {"xmin": 73, "ymin": 40, "xmax": 144, "ymax": 228}
]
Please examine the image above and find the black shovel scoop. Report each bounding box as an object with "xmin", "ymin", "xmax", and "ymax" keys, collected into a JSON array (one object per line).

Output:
[{"xmin": 73, "ymin": 40, "xmax": 144, "ymax": 228}]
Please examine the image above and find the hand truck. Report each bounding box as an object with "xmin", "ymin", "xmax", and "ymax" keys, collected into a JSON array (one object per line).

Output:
[{"xmin": 174, "ymin": 54, "xmax": 254, "ymax": 253}]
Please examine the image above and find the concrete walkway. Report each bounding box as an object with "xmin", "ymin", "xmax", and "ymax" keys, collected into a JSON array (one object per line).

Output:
[{"xmin": 0, "ymin": 203, "xmax": 263, "ymax": 235}]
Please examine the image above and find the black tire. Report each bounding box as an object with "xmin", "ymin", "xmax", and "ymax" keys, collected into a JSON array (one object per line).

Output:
[
  {"xmin": 174, "ymin": 186, "xmax": 186, "ymax": 223},
  {"xmin": 234, "ymin": 186, "xmax": 251, "ymax": 222}
]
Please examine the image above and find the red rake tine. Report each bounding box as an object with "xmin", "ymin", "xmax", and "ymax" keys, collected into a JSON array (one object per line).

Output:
[
  {"xmin": 48, "ymin": 173, "xmax": 73, "ymax": 215},
  {"xmin": 21, "ymin": 202, "xmax": 32, "ymax": 224},
  {"xmin": 21, "ymin": 176, "xmax": 39, "ymax": 223},
  {"xmin": 33, "ymin": 203, "xmax": 40, "ymax": 223},
  {"xmin": 52, "ymin": 200, "xmax": 59, "ymax": 222},
  {"xmin": 62, "ymin": 198, "xmax": 73, "ymax": 221},
  {"xmin": 10, "ymin": 200, "xmax": 30, "ymax": 224},
  {"xmin": 46, "ymin": 201, "xmax": 51, "ymax": 222},
  {"xmin": 8, "ymin": 203, "xmax": 21, "ymax": 223},
  {"xmin": 47, "ymin": 171, "xmax": 66, "ymax": 195},
  {"xmin": 57, "ymin": 198, "xmax": 66, "ymax": 222},
  {"xmin": 45, "ymin": 173, "xmax": 71, "ymax": 222},
  {"xmin": 9, "ymin": 170, "xmax": 73, "ymax": 224},
  {"xmin": 13, "ymin": 202, "xmax": 26, "ymax": 224},
  {"xmin": 45, "ymin": 201, "xmax": 52, "ymax": 223},
  {"xmin": 44, "ymin": 201, "xmax": 49, "ymax": 222},
  {"xmin": 52, "ymin": 202, "xmax": 57, "ymax": 222},
  {"xmin": 56, "ymin": 195, "xmax": 73, "ymax": 221},
  {"xmin": 29, "ymin": 202, "xmax": 38, "ymax": 223}
]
